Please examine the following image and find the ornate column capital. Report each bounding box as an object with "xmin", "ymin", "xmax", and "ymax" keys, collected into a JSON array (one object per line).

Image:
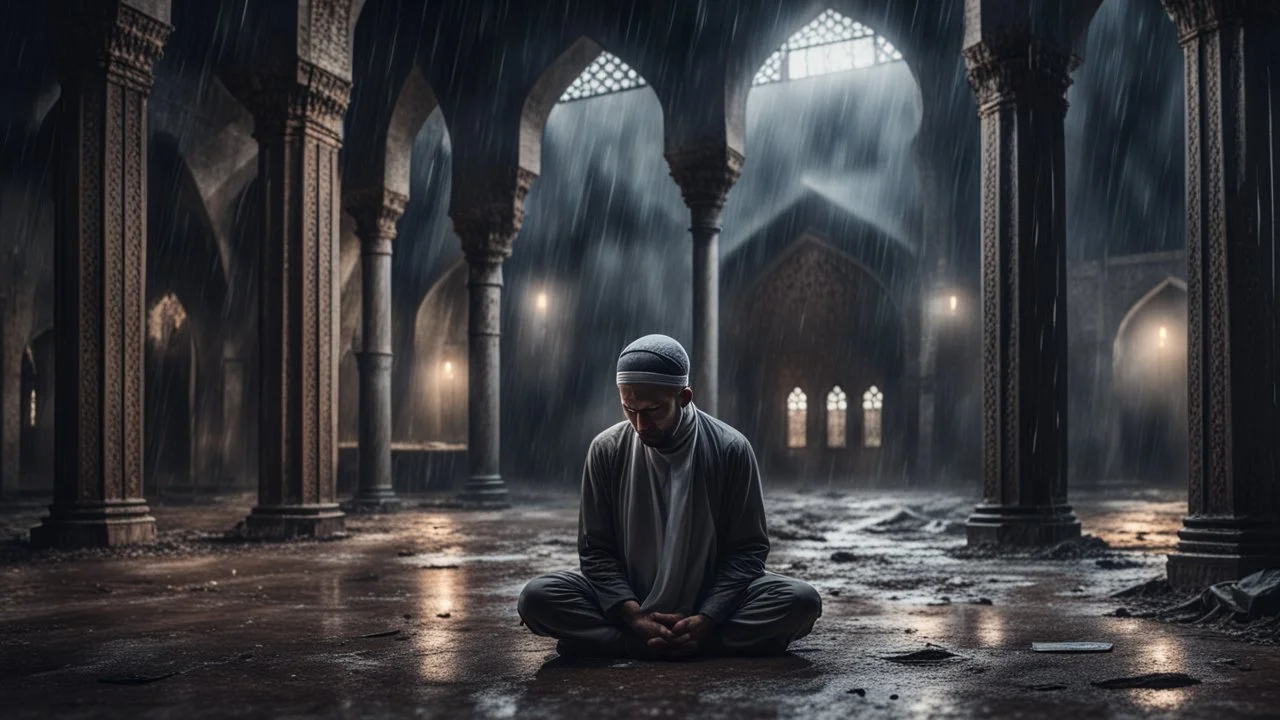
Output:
[
  {"xmin": 451, "ymin": 168, "xmax": 536, "ymax": 265},
  {"xmin": 1163, "ymin": 0, "xmax": 1279, "ymax": 42},
  {"xmin": 346, "ymin": 188, "xmax": 407, "ymax": 253},
  {"xmin": 963, "ymin": 26, "xmax": 1078, "ymax": 116},
  {"xmin": 234, "ymin": 60, "xmax": 352, "ymax": 144},
  {"xmin": 665, "ymin": 147, "xmax": 745, "ymax": 217},
  {"xmin": 51, "ymin": 3, "xmax": 171, "ymax": 91}
]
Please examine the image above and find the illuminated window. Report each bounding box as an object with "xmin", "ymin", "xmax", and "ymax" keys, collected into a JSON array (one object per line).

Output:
[
  {"xmin": 862, "ymin": 386, "xmax": 883, "ymax": 449},
  {"xmin": 559, "ymin": 51, "xmax": 648, "ymax": 102},
  {"xmin": 786, "ymin": 387, "xmax": 807, "ymax": 449},
  {"xmin": 753, "ymin": 9, "xmax": 903, "ymax": 86},
  {"xmin": 557, "ymin": 10, "xmax": 903, "ymax": 104},
  {"xmin": 148, "ymin": 293, "xmax": 187, "ymax": 346},
  {"xmin": 826, "ymin": 386, "xmax": 847, "ymax": 448},
  {"xmin": 28, "ymin": 388, "xmax": 36, "ymax": 428}
]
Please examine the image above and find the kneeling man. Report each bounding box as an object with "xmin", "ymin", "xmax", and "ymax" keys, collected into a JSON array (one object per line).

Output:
[{"xmin": 519, "ymin": 334, "xmax": 821, "ymax": 659}]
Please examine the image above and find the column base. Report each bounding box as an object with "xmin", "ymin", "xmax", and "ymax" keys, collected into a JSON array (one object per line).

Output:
[
  {"xmin": 458, "ymin": 474, "xmax": 509, "ymax": 508},
  {"xmin": 243, "ymin": 504, "xmax": 346, "ymax": 540},
  {"xmin": 1166, "ymin": 517, "xmax": 1280, "ymax": 591},
  {"xmin": 30, "ymin": 499, "xmax": 157, "ymax": 549},
  {"xmin": 965, "ymin": 503, "xmax": 1081, "ymax": 546},
  {"xmin": 348, "ymin": 488, "xmax": 401, "ymax": 513}
]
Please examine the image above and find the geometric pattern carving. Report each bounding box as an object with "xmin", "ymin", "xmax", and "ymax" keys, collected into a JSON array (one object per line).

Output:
[
  {"xmin": 559, "ymin": 51, "xmax": 647, "ymax": 102},
  {"xmin": 755, "ymin": 9, "xmax": 904, "ymax": 86},
  {"xmin": 33, "ymin": 2, "xmax": 172, "ymax": 548},
  {"xmin": 1161, "ymin": 0, "xmax": 1280, "ymax": 587},
  {"xmin": 961, "ymin": 24, "xmax": 1081, "ymax": 546},
  {"xmin": 556, "ymin": 10, "xmax": 904, "ymax": 104}
]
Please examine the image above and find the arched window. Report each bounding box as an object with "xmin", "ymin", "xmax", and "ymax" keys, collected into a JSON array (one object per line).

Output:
[
  {"xmin": 559, "ymin": 51, "xmax": 648, "ymax": 103},
  {"xmin": 826, "ymin": 386, "xmax": 847, "ymax": 448},
  {"xmin": 862, "ymin": 386, "xmax": 883, "ymax": 448},
  {"xmin": 558, "ymin": 10, "xmax": 905, "ymax": 104},
  {"xmin": 786, "ymin": 387, "xmax": 807, "ymax": 449},
  {"xmin": 754, "ymin": 9, "xmax": 903, "ymax": 86}
]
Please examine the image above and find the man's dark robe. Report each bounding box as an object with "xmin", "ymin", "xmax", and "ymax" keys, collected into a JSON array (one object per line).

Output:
[{"xmin": 578, "ymin": 402, "xmax": 770, "ymax": 623}]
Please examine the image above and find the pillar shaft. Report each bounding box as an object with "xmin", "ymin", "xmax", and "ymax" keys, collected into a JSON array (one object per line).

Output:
[
  {"xmin": 241, "ymin": 62, "xmax": 349, "ymax": 539},
  {"xmin": 963, "ymin": 29, "xmax": 1081, "ymax": 546},
  {"xmin": 1162, "ymin": 0, "xmax": 1280, "ymax": 589},
  {"xmin": 667, "ymin": 148, "xmax": 742, "ymax": 417},
  {"xmin": 451, "ymin": 169, "xmax": 533, "ymax": 506},
  {"xmin": 32, "ymin": 1, "xmax": 170, "ymax": 548},
  {"xmin": 348, "ymin": 189, "xmax": 406, "ymax": 510}
]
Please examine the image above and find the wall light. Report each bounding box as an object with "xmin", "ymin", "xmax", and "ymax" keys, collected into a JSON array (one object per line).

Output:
[
  {"xmin": 949, "ymin": 295, "xmax": 958, "ymax": 314},
  {"xmin": 1157, "ymin": 326, "xmax": 1168, "ymax": 349},
  {"xmin": 535, "ymin": 291, "xmax": 548, "ymax": 313}
]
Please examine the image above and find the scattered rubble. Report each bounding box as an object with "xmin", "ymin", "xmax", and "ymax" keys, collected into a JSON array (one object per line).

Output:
[{"xmin": 883, "ymin": 646, "xmax": 962, "ymax": 665}]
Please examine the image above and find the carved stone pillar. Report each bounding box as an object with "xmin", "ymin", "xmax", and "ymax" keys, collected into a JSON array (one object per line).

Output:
[
  {"xmin": 666, "ymin": 148, "xmax": 743, "ymax": 417},
  {"xmin": 346, "ymin": 188, "xmax": 406, "ymax": 510},
  {"xmin": 30, "ymin": 1, "xmax": 170, "ymax": 548},
  {"xmin": 1162, "ymin": 0, "xmax": 1280, "ymax": 589},
  {"xmin": 962, "ymin": 29, "xmax": 1081, "ymax": 546},
  {"xmin": 240, "ymin": 63, "xmax": 349, "ymax": 539},
  {"xmin": 451, "ymin": 170, "xmax": 533, "ymax": 506}
]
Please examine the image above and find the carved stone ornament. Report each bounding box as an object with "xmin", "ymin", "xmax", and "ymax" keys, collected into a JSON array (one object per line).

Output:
[
  {"xmin": 452, "ymin": 168, "xmax": 537, "ymax": 264},
  {"xmin": 1162, "ymin": 0, "xmax": 1280, "ymax": 43},
  {"xmin": 52, "ymin": 3, "xmax": 171, "ymax": 91},
  {"xmin": 242, "ymin": 60, "xmax": 352, "ymax": 141},
  {"xmin": 666, "ymin": 146, "xmax": 745, "ymax": 213},
  {"xmin": 963, "ymin": 25, "xmax": 1078, "ymax": 115},
  {"xmin": 346, "ymin": 188, "xmax": 408, "ymax": 247}
]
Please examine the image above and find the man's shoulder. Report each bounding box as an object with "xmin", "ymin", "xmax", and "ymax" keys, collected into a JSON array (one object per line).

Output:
[
  {"xmin": 697, "ymin": 410, "xmax": 753, "ymax": 454},
  {"xmin": 588, "ymin": 421, "xmax": 632, "ymax": 458}
]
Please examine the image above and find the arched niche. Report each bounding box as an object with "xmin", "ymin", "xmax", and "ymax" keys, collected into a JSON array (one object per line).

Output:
[
  {"xmin": 1112, "ymin": 277, "xmax": 1188, "ymax": 482},
  {"xmin": 407, "ymin": 261, "xmax": 468, "ymax": 445},
  {"xmin": 731, "ymin": 233, "xmax": 906, "ymax": 484}
]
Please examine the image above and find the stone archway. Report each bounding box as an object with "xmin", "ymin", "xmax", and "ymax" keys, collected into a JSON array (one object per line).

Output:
[{"xmin": 1111, "ymin": 277, "xmax": 1187, "ymax": 483}]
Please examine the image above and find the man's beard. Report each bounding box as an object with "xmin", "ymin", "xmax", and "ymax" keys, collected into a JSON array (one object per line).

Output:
[{"xmin": 638, "ymin": 405, "xmax": 685, "ymax": 448}]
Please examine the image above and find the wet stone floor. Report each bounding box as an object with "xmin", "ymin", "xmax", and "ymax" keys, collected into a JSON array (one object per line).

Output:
[{"xmin": 2, "ymin": 485, "xmax": 1279, "ymax": 719}]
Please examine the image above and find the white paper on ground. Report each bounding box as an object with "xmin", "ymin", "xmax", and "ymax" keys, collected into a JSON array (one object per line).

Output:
[{"xmin": 1031, "ymin": 642, "xmax": 1114, "ymax": 653}]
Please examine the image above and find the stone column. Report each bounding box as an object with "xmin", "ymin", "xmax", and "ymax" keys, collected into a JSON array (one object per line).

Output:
[
  {"xmin": 346, "ymin": 188, "xmax": 406, "ymax": 510},
  {"xmin": 912, "ymin": 147, "xmax": 950, "ymax": 483},
  {"xmin": 240, "ymin": 63, "xmax": 349, "ymax": 539},
  {"xmin": 30, "ymin": 2, "xmax": 170, "ymax": 548},
  {"xmin": 1162, "ymin": 0, "xmax": 1280, "ymax": 589},
  {"xmin": 666, "ymin": 148, "xmax": 743, "ymax": 417},
  {"xmin": 451, "ymin": 170, "xmax": 533, "ymax": 506},
  {"xmin": 962, "ymin": 29, "xmax": 1081, "ymax": 546}
]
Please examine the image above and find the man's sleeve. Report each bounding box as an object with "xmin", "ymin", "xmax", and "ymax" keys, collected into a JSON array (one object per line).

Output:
[
  {"xmin": 696, "ymin": 438, "xmax": 770, "ymax": 623},
  {"xmin": 577, "ymin": 439, "xmax": 637, "ymax": 620}
]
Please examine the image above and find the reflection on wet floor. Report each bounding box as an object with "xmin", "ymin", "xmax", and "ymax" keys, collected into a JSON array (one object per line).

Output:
[{"xmin": 1, "ymin": 484, "xmax": 1278, "ymax": 718}]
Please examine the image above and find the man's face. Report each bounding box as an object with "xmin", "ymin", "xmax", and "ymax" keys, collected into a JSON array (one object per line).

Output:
[{"xmin": 619, "ymin": 384, "xmax": 693, "ymax": 446}]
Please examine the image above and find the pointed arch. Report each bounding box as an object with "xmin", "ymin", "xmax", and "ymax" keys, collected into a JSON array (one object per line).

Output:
[
  {"xmin": 826, "ymin": 385, "xmax": 848, "ymax": 448},
  {"xmin": 787, "ymin": 387, "xmax": 808, "ymax": 449},
  {"xmin": 862, "ymin": 385, "xmax": 883, "ymax": 448},
  {"xmin": 520, "ymin": 36, "xmax": 653, "ymax": 176},
  {"xmin": 753, "ymin": 8, "xmax": 905, "ymax": 86},
  {"xmin": 1113, "ymin": 276, "xmax": 1187, "ymax": 367}
]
